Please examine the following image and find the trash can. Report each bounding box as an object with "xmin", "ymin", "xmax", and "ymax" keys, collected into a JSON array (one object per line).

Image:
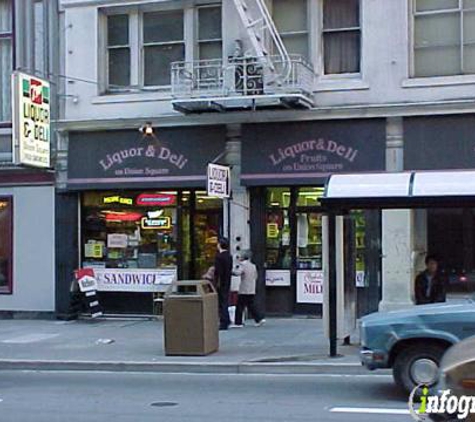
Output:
[{"xmin": 164, "ymin": 280, "xmax": 219, "ymax": 356}]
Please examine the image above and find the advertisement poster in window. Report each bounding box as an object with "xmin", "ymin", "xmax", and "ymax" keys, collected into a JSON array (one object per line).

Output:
[
  {"xmin": 297, "ymin": 270, "xmax": 323, "ymax": 304},
  {"xmin": 265, "ymin": 270, "xmax": 291, "ymax": 287},
  {"xmin": 12, "ymin": 72, "xmax": 51, "ymax": 168}
]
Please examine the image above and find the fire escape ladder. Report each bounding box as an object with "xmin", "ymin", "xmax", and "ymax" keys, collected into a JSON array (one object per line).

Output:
[{"xmin": 232, "ymin": 0, "xmax": 292, "ymax": 84}]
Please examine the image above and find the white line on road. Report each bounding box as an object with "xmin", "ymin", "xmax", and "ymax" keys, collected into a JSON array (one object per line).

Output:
[
  {"xmin": 2, "ymin": 334, "xmax": 59, "ymax": 344},
  {"xmin": 0, "ymin": 370, "xmax": 393, "ymax": 379},
  {"xmin": 330, "ymin": 407, "xmax": 410, "ymax": 416}
]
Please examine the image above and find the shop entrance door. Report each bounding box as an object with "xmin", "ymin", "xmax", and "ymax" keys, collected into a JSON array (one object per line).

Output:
[{"xmin": 187, "ymin": 191, "xmax": 223, "ymax": 280}]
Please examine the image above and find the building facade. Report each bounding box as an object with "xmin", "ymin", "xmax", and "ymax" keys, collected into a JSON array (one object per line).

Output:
[
  {"xmin": 55, "ymin": 0, "xmax": 475, "ymax": 320},
  {"xmin": 0, "ymin": 0, "xmax": 59, "ymax": 315}
]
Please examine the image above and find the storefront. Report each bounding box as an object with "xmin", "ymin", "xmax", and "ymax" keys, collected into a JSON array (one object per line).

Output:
[
  {"xmin": 242, "ymin": 119, "xmax": 386, "ymax": 315},
  {"xmin": 0, "ymin": 170, "xmax": 56, "ymax": 315},
  {"xmin": 405, "ymin": 115, "xmax": 475, "ymax": 294},
  {"xmin": 61, "ymin": 126, "xmax": 226, "ymax": 315}
]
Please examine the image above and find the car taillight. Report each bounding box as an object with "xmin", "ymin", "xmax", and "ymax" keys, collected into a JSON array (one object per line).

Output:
[{"xmin": 461, "ymin": 379, "xmax": 475, "ymax": 390}]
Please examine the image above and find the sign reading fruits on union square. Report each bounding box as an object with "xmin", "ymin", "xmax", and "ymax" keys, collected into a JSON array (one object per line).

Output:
[
  {"xmin": 12, "ymin": 72, "xmax": 51, "ymax": 168},
  {"xmin": 241, "ymin": 120, "xmax": 386, "ymax": 186}
]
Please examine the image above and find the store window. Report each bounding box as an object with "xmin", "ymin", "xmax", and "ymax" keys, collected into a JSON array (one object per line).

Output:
[
  {"xmin": 82, "ymin": 191, "xmax": 179, "ymax": 270},
  {"xmin": 323, "ymin": 0, "xmax": 361, "ymax": 74},
  {"xmin": 81, "ymin": 190, "xmax": 222, "ymax": 280},
  {"xmin": 0, "ymin": 197, "xmax": 12, "ymax": 294},
  {"xmin": 413, "ymin": 0, "xmax": 475, "ymax": 77},
  {"xmin": 0, "ymin": 0, "xmax": 13, "ymax": 122},
  {"xmin": 266, "ymin": 188, "xmax": 291, "ymax": 269},
  {"xmin": 273, "ymin": 0, "xmax": 309, "ymax": 59},
  {"xmin": 296, "ymin": 188, "xmax": 323, "ymax": 270}
]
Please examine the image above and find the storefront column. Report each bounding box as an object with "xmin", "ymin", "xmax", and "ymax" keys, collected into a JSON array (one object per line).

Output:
[
  {"xmin": 380, "ymin": 117, "xmax": 414, "ymax": 311},
  {"xmin": 224, "ymin": 124, "xmax": 249, "ymax": 263},
  {"xmin": 379, "ymin": 210, "xmax": 415, "ymax": 311}
]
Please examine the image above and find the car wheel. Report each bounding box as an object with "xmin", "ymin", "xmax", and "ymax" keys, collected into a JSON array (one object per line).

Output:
[{"xmin": 393, "ymin": 343, "xmax": 447, "ymax": 394}]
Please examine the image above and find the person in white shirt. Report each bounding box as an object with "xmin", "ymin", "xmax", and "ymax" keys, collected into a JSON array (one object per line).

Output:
[{"xmin": 232, "ymin": 250, "xmax": 265, "ymax": 328}]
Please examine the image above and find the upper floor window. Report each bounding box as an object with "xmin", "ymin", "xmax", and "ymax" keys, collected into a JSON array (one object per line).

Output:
[
  {"xmin": 197, "ymin": 5, "xmax": 222, "ymax": 61},
  {"xmin": 107, "ymin": 14, "xmax": 130, "ymax": 89},
  {"xmin": 104, "ymin": 5, "xmax": 222, "ymax": 92},
  {"xmin": 414, "ymin": 0, "xmax": 475, "ymax": 77},
  {"xmin": 273, "ymin": 0, "xmax": 309, "ymax": 59},
  {"xmin": 0, "ymin": 0, "xmax": 13, "ymax": 122},
  {"xmin": 322, "ymin": 0, "xmax": 361, "ymax": 74}
]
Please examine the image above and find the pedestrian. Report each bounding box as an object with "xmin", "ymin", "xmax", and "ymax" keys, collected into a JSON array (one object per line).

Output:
[
  {"xmin": 232, "ymin": 250, "xmax": 265, "ymax": 328},
  {"xmin": 415, "ymin": 255, "xmax": 447, "ymax": 305},
  {"xmin": 214, "ymin": 237, "xmax": 233, "ymax": 330}
]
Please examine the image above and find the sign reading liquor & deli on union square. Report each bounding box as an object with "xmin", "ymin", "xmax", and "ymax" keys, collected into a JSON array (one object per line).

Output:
[
  {"xmin": 67, "ymin": 127, "xmax": 226, "ymax": 189},
  {"xmin": 12, "ymin": 72, "xmax": 51, "ymax": 168},
  {"xmin": 241, "ymin": 120, "xmax": 386, "ymax": 185}
]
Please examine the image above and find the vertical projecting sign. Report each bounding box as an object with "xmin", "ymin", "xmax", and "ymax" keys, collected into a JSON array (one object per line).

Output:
[
  {"xmin": 207, "ymin": 163, "xmax": 231, "ymax": 198},
  {"xmin": 12, "ymin": 72, "xmax": 51, "ymax": 168}
]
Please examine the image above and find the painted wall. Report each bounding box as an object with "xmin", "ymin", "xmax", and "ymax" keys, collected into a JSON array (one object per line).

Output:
[
  {"xmin": 59, "ymin": 0, "xmax": 475, "ymax": 122},
  {"xmin": 0, "ymin": 186, "xmax": 55, "ymax": 312}
]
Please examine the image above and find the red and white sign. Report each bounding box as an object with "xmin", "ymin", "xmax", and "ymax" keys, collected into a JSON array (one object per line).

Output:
[
  {"xmin": 75, "ymin": 268, "xmax": 99, "ymax": 292},
  {"xmin": 136, "ymin": 193, "xmax": 176, "ymax": 206},
  {"xmin": 297, "ymin": 270, "xmax": 323, "ymax": 304}
]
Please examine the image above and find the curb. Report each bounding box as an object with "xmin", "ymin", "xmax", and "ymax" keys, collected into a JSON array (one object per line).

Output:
[{"xmin": 0, "ymin": 359, "xmax": 374, "ymax": 375}]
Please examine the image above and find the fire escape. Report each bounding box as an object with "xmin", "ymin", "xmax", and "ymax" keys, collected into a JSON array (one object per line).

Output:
[{"xmin": 171, "ymin": 0, "xmax": 316, "ymax": 113}]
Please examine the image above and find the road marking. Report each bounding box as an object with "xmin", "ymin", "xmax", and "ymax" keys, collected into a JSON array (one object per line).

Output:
[
  {"xmin": 2, "ymin": 334, "xmax": 59, "ymax": 344},
  {"xmin": 330, "ymin": 407, "xmax": 410, "ymax": 416}
]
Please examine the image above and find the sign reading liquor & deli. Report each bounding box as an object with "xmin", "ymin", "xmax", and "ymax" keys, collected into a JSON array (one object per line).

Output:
[
  {"xmin": 67, "ymin": 127, "xmax": 226, "ymax": 189},
  {"xmin": 207, "ymin": 163, "xmax": 231, "ymax": 198},
  {"xmin": 12, "ymin": 72, "xmax": 51, "ymax": 168},
  {"xmin": 241, "ymin": 120, "xmax": 386, "ymax": 185}
]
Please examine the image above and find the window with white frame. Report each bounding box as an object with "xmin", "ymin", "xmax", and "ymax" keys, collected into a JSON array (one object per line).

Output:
[
  {"xmin": 104, "ymin": 5, "xmax": 222, "ymax": 91},
  {"xmin": 322, "ymin": 0, "xmax": 361, "ymax": 74},
  {"xmin": 272, "ymin": 0, "xmax": 309, "ymax": 59},
  {"xmin": 0, "ymin": 0, "xmax": 13, "ymax": 122},
  {"xmin": 143, "ymin": 10, "xmax": 185, "ymax": 87},
  {"xmin": 197, "ymin": 5, "xmax": 222, "ymax": 61},
  {"xmin": 414, "ymin": 0, "xmax": 475, "ymax": 77},
  {"xmin": 107, "ymin": 14, "xmax": 131, "ymax": 89}
]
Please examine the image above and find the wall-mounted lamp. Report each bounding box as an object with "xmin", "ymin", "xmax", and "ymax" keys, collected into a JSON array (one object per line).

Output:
[{"xmin": 139, "ymin": 122, "xmax": 154, "ymax": 137}]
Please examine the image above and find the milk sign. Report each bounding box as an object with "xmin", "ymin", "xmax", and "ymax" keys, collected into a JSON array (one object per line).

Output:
[
  {"xmin": 12, "ymin": 72, "xmax": 51, "ymax": 168},
  {"xmin": 207, "ymin": 163, "xmax": 231, "ymax": 198},
  {"xmin": 297, "ymin": 270, "xmax": 324, "ymax": 304}
]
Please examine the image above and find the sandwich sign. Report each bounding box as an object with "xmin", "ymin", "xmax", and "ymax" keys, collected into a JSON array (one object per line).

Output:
[{"xmin": 12, "ymin": 72, "xmax": 51, "ymax": 168}]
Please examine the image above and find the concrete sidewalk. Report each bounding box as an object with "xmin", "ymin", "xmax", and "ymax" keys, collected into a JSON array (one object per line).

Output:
[{"xmin": 0, "ymin": 317, "xmax": 366, "ymax": 375}]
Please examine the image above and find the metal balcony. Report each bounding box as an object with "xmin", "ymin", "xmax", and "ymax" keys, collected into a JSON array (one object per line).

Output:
[{"xmin": 171, "ymin": 55, "xmax": 315, "ymax": 113}]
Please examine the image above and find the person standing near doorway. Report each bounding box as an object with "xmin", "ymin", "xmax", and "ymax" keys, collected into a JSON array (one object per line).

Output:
[
  {"xmin": 232, "ymin": 250, "xmax": 265, "ymax": 328},
  {"xmin": 415, "ymin": 255, "xmax": 447, "ymax": 305},
  {"xmin": 214, "ymin": 238, "xmax": 233, "ymax": 330}
]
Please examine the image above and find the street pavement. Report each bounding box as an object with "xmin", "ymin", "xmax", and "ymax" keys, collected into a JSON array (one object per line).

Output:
[
  {"xmin": 0, "ymin": 318, "xmax": 364, "ymax": 374},
  {"xmin": 0, "ymin": 371, "xmax": 411, "ymax": 422}
]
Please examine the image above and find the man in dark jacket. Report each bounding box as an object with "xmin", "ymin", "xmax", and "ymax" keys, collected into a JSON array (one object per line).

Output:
[
  {"xmin": 214, "ymin": 238, "xmax": 233, "ymax": 330},
  {"xmin": 415, "ymin": 255, "xmax": 447, "ymax": 305}
]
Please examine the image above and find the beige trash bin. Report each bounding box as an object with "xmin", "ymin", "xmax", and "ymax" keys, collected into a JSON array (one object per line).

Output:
[{"xmin": 164, "ymin": 280, "xmax": 219, "ymax": 356}]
